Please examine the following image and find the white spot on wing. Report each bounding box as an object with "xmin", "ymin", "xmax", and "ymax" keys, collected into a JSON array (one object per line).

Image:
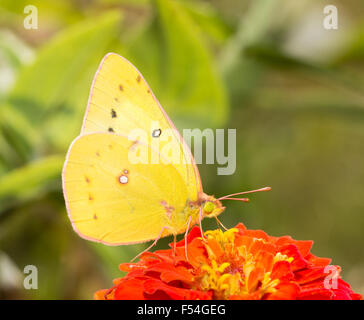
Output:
[
  {"xmin": 119, "ymin": 175, "xmax": 128, "ymax": 184},
  {"xmin": 152, "ymin": 129, "xmax": 162, "ymax": 138}
]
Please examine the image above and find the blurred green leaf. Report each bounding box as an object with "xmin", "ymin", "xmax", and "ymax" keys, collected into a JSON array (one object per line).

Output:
[
  {"xmin": 181, "ymin": 0, "xmax": 232, "ymax": 45},
  {"xmin": 334, "ymin": 25, "xmax": 364, "ymax": 65},
  {"xmin": 220, "ymin": 0, "xmax": 278, "ymax": 73},
  {"xmin": 245, "ymin": 44, "xmax": 364, "ymax": 106},
  {"xmin": 219, "ymin": 0, "xmax": 279, "ymax": 107},
  {"xmin": 126, "ymin": 0, "xmax": 228, "ymax": 128},
  {"xmin": 88, "ymin": 243, "xmax": 129, "ymax": 280},
  {"xmin": 0, "ymin": 0, "xmax": 84, "ymax": 26},
  {"xmin": 0, "ymin": 31, "xmax": 34, "ymax": 79},
  {"xmin": 1, "ymin": 11, "xmax": 122, "ymax": 162},
  {"xmin": 0, "ymin": 155, "xmax": 63, "ymax": 213},
  {"xmin": 0, "ymin": 104, "xmax": 40, "ymax": 166}
]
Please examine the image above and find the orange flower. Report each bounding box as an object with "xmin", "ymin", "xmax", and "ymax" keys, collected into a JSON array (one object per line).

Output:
[{"xmin": 95, "ymin": 223, "xmax": 362, "ymax": 300}]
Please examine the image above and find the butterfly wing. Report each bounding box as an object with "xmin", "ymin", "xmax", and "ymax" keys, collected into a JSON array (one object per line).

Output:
[
  {"xmin": 81, "ymin": 53, "xmax": 202, "ymax": 198},
  {"xmin": 63, "ymin": 133, "xmax": 191, "ymax": 245}
]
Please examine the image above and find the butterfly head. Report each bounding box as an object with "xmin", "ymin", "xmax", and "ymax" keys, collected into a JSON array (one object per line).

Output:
[{"xmin": 200, "ymin": 194, "xmax": 225, "ymax": 218}]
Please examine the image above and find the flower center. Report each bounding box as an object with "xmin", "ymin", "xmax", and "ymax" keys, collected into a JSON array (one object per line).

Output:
[{"xmin": 196, "ymin": 229, "xmax": 283, "ymax": 299}]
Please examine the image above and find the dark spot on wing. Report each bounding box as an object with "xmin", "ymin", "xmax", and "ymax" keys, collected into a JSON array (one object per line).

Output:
[
  {"xmin": 88, "ymin": 194, "xmax": 94, "ymax": 201},
  {"xmin": 136, "ymin": 75, "xmax": 141, "ymax": 83},
  {"xmin": 85, "ymin": 176, "xmax": 90, "ymax": 183},
  {"xmin": 114, "ymin": 97, "xmax": 119, "ymax": 102},
  {"xmin": 119, "ymin": 84, "xmax": 123, "ymax": 91},
  {"xmin": 108, "ymin": 127, "xmax": 114, "ymax": 133},
  {"xmin": 96, "ymin": 151, "xmax": 100, "ymax": 157},
  {"xmin": 93, "ymin": 214, "xmax": 98, "ymax": 220},
  {"xmin": 111, "ymin": 109, "xmax": 117, "ymax": 118}
]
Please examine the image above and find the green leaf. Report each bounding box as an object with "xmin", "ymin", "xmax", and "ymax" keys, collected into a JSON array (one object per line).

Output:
[
  {"xmin": 2, "ymin": 11, "xmax": 122, "ymax": 162},
  {"xmin": 219, "ymin": 0, "xmax": 279, "ymax": 74},
  {"xmin": 180, "ymin": 1, "xmax": 232, "ymax": 45},
  {"xmin": 245, "ymin": 44, "xmax": 364, "ymax": 106},
  {"xmin": 218, "ymin": 0, "xmax": 279, "ymax": 107},
  {"xmin": 126, "ymin": 0, "xmax": 228, "ymax": 128},
  {"xmin": 0, "ymin": 155, "xmax": 63, "ymax": 213}
]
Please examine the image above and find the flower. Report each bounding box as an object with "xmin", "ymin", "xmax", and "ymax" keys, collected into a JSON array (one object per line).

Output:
[{"xmin": 95, "ymin": 223, "xmax": 362, "ymax": 300}]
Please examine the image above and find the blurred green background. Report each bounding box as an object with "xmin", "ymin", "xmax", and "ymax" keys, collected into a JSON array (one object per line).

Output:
[{"xmin": 0, "ymin": 0, "xmax": 363, "ymax": 299}]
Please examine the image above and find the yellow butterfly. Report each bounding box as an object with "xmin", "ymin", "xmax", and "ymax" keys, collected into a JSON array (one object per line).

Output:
[{"xmin": 62, "ymin": 53, "xmax": 269, "ymax": 253}]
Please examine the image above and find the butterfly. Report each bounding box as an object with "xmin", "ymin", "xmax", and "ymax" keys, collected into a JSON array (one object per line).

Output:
[{"xmin": 62, "ymin": 53, "xmax": 270, "ymax": 257}]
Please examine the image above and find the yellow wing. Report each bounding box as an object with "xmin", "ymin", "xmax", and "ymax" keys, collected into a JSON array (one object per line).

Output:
[
  {"xmin": 81, "ymin": 53, "xmax": 202, "ymax": 197},
  {"xmin": 62, "ymin": 133, "xmax": 192, "ymax": 245}
]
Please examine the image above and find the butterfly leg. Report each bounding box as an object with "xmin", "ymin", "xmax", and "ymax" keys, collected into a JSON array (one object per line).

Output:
[
  {"xmin": 131, "ymin": 226, "xmax": 169, "ymax": 262},
  {"xmin": 184, "ymin": 216, "xmax": 192, "ymax": 261},
  {"xmin": 173, "ymin": 234, "xmax": 177, "ymax": 260},
  {"xmin": 215, "ymin": 216, "xmax": 228, "ymax": 231}
]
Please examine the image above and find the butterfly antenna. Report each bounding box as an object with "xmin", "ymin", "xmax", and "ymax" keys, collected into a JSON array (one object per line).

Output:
[{"xmin": 218, "ymin": 187, "xmax": 271, "ymax": 202}]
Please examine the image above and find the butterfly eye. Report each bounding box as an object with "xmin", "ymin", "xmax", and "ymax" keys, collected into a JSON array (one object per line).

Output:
[
  {"xmin": 152, "ymin": 129, "xmax": 162, "ymax": 138},
  {"xmin": 203, "ymin": 201, "xmax": 215, "ymax": 214}
]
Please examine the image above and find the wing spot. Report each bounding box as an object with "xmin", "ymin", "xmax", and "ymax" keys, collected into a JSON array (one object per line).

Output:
[
  {"xmin": 89, "ymin": 194, "xmax": 94, "ymax": 201},
  {"xmin": 123, "ymin": 169, "xmax": 129, "ymax": 174},
  {"xmin": 136, "ymin": 75, "xmax": 141, "ymax": 83},
  {"xmin": 152, "ymin": 129, "xmax": 162, "ymax": 138},
  {"xmin": 111, "ymin": 109, "xmax": 117, "ymax": 118},
  {"xmin": 161, "ymin": 201, "xmax": 174, "ymax": 220},
  {"xmin": 114, "ymin": 97, "xmax": 119, "ymax": 102},
  {"xmin": 108, "ymin": 127, "xmax": 114, "ymax": 133},
  {"xmin": 118, "ymin": 175, "xmax": 129, "ymax": 184},
  {"xmin": 85, "ymin": 176, "xmax": 91, "ymax": 183},
  {"xmin": 93, "ymin": 214, "xmax": 98, "ymax": 220},
  {"xmin": 119, "ymin": 84, "xmax": 123, "ymax": 91},
  {"xmin": 96, "ymin": 151, "xmax": 100, "ymax": 157}
]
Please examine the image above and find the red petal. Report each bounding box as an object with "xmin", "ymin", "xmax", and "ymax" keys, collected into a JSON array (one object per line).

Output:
[
  {"xmin": 294, "ymin": 266, "xmax": 328, "ymax": 284},
  {"xmin": 114, "ymin": 278, "xmax": 147, "ymax": 300},
  {"xmin": 144, "ymin": 279, "xmax": 211, "ymax": 300},
  {"xmin": 305, "ymin": 253, "xmax": 331, "ymax": 267},
  {"xmin": 280, "ymin": 244, "xmax": 308, "ymax": 271},
  {"xmin": 146, "ymin": 262, "xmax": 194, "ymax": 284},
  {"xmin": 265, "ymin": 282, "xmax": 300, "ymax": 300},
  {"xmin": 175, "ymin": 226, "xmax": 202, "ymax": 247},
  {"xmin": 271, "ymin": 261, "xmax": 294, "ymax": 281}
]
